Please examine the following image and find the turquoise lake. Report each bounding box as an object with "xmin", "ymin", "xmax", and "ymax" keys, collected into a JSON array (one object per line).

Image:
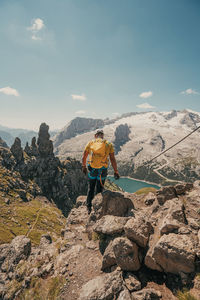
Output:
[{"xmin": 107, "ymin": 176, "xmax": 160, "ymax": 193}]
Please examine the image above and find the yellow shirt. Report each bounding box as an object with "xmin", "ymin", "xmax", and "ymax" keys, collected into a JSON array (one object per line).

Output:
[{"xmin": 85, "ymin": 138, "xmax": 114, "ymax": 169}]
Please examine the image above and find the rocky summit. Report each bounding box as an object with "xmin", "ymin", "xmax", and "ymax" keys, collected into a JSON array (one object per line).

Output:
[{"xmin": 0, "ymin": 173, "xmax": 200, "ymax": 299}]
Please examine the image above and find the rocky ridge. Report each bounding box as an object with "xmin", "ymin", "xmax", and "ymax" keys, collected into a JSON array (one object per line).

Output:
[
  {"xmin": 0, "ymin": 123, "xmax": 87, "ymax": 216},
  {"xmin": 54, "ymin": 117, "xmax": 105, "ymax": 150},
  {"xmin": 0, "ymin": 181, "xmax": 200, "ymax": 299}
]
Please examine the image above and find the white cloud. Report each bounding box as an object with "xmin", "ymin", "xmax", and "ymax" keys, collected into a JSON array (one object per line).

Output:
[
  {"xmin": 139, "ymin": 91, "xmax": 153, "ymax": 99},
  {"xmin": 0, "ymin": 86, "xmax": 20, "ymax": 97},
  {"xmin": 71, "ymin": 94, "xmax": 86, "ymax": 101},
  {"xmin": 181, "ymin": 88, "xmax": 199, "ymax": 95},
  {"xmin": 75, "ymin": 110, "xmax": 86, "ymax": 115},
  {"xmin": 27, "ymin": 18, "xmax": 44, "ymax": 32},
  {"xmin": 27, "ymin": 18, "xmax": 45, "ymax": 41},
  {"xmin": 136, "ymin": 102, "xmax": 155, "ymax": 109},
  {"xmin": 32, "ymin": 35, "xmax": 42, "ymax": 41}
]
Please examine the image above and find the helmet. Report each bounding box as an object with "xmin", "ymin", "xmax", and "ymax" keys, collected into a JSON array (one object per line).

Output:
[{"xmin": 95, "ymin": 129, "xmax": 104, "ymax": 135}]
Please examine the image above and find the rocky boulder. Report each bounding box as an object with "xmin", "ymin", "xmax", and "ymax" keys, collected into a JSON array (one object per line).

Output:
[
  {"xmin": 132, "ymin": 288, "xmax": 162, "ymax": 300},
  {"xmin": 156, "ymin": 186, "xmax": 176, "ymax": 205},
  {"xmin": 102, "ymin": 240, "xmax": 116, "ymax": 270},
  {"xmin": 0, "ymin": 236, "xmax": 31, "ymax": 273},
  {"xmin": 124, "ymin": 273, "xmax": 141, "ymax": 292},
  {"xmin": 117, "ymin": 288, "xmax": 132, "ymax": 300},
  {"xmin": 90, "ymin": 190, "xmax": 134, "ymax": 222},
  {"xmin": 76, "ymin": 195, "xmax": 87, "ymax": 208},
  {"xmin": 124, "ymin": 214, "xmax": 153, "ymax": 248},
  {"xmin": 94, "ymin": 215, "xmax": 128, "ymax": 235},
  {"xmin": 78, "ymin": 269, "xmax": 123, "ymax": 300},
  {"xmin": 148, "ymin": 233, "xmax": 196, "ymax": 274},
  {"xmin": 112, "ymin": 237, "xmax": 140, "ymax": 271},
  {"xmin": 159, "ymin": 199, "xmax": 186, "ymax": 235},
  {"xmin": 144, "ymin": 192, "xmax": 156, "ymax": 206}
]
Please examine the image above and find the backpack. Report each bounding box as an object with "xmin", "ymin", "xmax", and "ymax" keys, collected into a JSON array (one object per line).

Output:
[{"xmin": 90, "ymin": 139, "xmax": 108, "ymax": 157}]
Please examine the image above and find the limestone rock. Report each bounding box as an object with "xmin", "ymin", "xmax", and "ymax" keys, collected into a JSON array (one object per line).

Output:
[
  {"xmin": 152, "ymin": 233, "xmax": 195, "ymax": 274},
  {"xmin": 113, "ymin": 237, "xmax": 140, "ymax": 271},
  {"xmin": 144, "ymin": 192, "xmax": 156, "ymax": 206},
  {"xmin": 0, "ymin": 236, "xmax": 31, "ymax": 273},
  {"xmin": 102, "ymin": 240, "xmax": 116, "ymax": 270},
  {"xmin": 124, "ymin": 215, "xmax": 153, "ymax": 248},
  {"xmin": 11, "ymin": 137, "xmax": 24, "ymax": 163},
  {"xmin": 55, "ymin": 244, "xmax": 84, "ymax": 273},
  {"xmin": 30, "ymin": 137, "xmax": 39, "ymax": 156},
  {"xmin": 0, "ymin": 244, "xmax": 10, "ymax": 269},
  {"xmin": 0, "ymin": 137, "xmax": 9, "ymax": 149},
  {"xmin": 37, "ymin": 123, "xmax": 53, "ymax": 157},
  {"xmin": 159, "ymin": 219, "xmax": 180, "ymax": 235},
  {"xmin": 94, "ymin": 215, "xmax": 128, "ymax": 235},
  {"xmin": 159, "ymin": 199, "xmax": 186, "ymax": 235},
  {"xmin": 39, "ymin": 234, "xmax": 52, "ymax": 247},
  {"xmin": 132, "ymin": 288, "xmax": 162, "ymax": 300},
  {"xmin": 156, "ymin": 186, "xmax": 176, "ymax": 205},
  {"xmin": 145, "ymin": 246, "xmax": 163, "ymax": 272},
  {"xmin": 90, "ymin": 190, "xmax": 134, "ymax": 222},
  {"xmin": 10, "ymin": 235, "xmax": 31, "ymax": 264},
  {"xmin": 24, "ymin": 142, "xmax": 31, "ymax": 156},
  {"xmin": 76, "ymin": 195, "xmax": 87, "ymax": 208},
  {"xmin": 175, "ymin": 183, "xmax": 193, "ymax": 195},
  {"xmin": 67, "ymin": 206, "xmax": 88, "ymax": 225},
  {"xmin": 124, "ymin": 272, "xmax": 141, "ymax": 292},
  {"xmin": 117, "ymin": 288, "xmax": 132, "ymax": 300},
  {"xmin": 78, "ymin": 269, "xmax": 123, "ymax": 300}
]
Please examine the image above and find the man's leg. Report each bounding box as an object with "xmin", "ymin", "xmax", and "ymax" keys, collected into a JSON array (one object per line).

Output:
[
  {"xmin": 96, "ymin": 168, "xmax": 107, "ymax": 194},
  {"xmin": 86, "ymin": 178, "xmax": 96, "ymax": 213},
  {"xmin": 96, "ymin": 179, "xmax": 105, "ymax": 194}
]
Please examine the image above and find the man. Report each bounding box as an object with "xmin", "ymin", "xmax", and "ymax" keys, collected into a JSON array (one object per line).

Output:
[{"xmin": 82, "ymin": 129, "xmax": 120, "ymax": 213}]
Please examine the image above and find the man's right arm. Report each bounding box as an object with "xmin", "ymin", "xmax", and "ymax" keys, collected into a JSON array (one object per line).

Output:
[{"xmin": 82, "ymin": 150, "xmax": 89, "ymax": 167}]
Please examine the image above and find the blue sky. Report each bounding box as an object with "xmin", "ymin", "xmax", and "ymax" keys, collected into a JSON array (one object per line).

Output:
[{"xmin": 0, "ymin": 0, "xmax": 200, "ymax": 130}]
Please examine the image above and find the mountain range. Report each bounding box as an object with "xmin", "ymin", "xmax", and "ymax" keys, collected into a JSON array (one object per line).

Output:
[
  {"xmin": 53, "ymin": 109, "xmax": 200, "ymax": 185},
  {"xmin": 0, "ymin": 124, "xmax": 58, "ymax": 147}
]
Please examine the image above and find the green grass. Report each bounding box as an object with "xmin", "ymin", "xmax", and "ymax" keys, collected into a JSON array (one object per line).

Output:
[
  {"xmin": 105, "ymin": 178, "xmax": 123, "ymax": 192},
  {"xmin": 135, "ymin": 187, "xmax": 157, "ymax": 195},
  {"xmin": 0, "ymin": 191, "xmax": 66, "ymax": 246},
  {"xmin": 177, "ymin": 289, "xmax": 198, "ymax": 300},
  {"xmin": 18, "ymin": 276, "xmax": 67, "ymax": 300}
]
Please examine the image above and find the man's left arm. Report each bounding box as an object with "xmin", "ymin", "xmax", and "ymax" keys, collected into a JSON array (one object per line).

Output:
[{"xmin": 109, "ymin": 152, "xmax": 120, "ymax": 179}]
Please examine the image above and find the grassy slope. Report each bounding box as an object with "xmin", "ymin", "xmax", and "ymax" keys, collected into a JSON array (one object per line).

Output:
[{"xmin": 0, "ymin": 166, "xmax": 66, "ymax": 246}]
